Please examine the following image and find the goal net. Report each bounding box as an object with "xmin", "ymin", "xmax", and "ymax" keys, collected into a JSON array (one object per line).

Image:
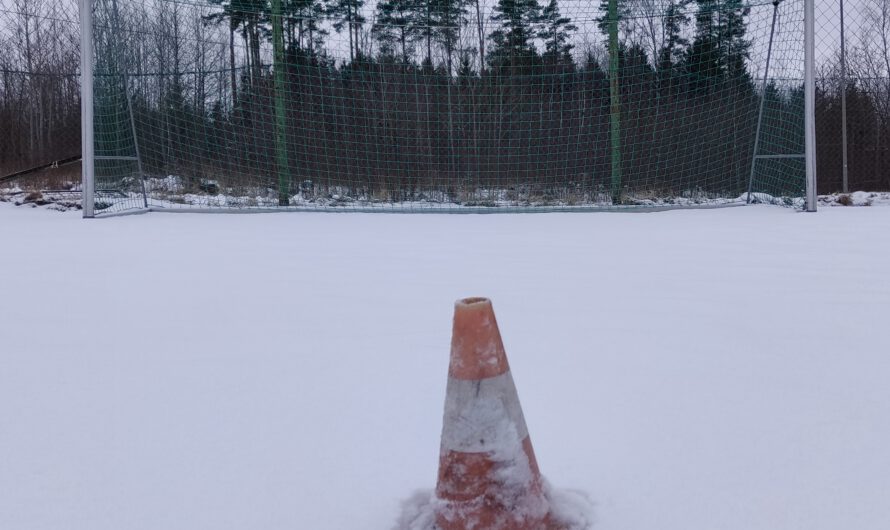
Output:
[{"xmin": 82, "ymin": 0, "xmax": 809, "ymax": 215}]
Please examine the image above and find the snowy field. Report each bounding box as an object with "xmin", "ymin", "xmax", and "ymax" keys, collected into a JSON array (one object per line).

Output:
[{"xmin": 1, "ymin": 203, "xmax": 889, "ymax": 530}]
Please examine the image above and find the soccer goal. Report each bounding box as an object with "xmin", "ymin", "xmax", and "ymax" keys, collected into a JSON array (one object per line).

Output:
[{"xmin": 79, "ymin": 0, "xmax": 817, "ymax": 216}]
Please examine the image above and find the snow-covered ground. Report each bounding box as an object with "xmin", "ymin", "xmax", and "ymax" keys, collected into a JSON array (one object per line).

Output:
[
  {"xmin": 5, "ymin": 175, "xmax": 890, "ymax": 211},
  {"xmin": 1, "ymin": 203, "xmax": 889, "ymax": 530},
  {"xmin": 0, "ymin": 177, "xmax": 805, "ymax": 212},
  {"xmin": 819, "ymin": 191, "xmax": 890, "ymax": 207}
]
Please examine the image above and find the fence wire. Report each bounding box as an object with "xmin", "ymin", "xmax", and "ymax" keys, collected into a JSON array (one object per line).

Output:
[
  {"xmin": 0, "ymin": 0, "xmax": 81, "ymax": 195},
  {"xmin": 816, "ymin": 0, "xmax": 890, "ymax": 193},
  {"xmin": 0, "ymin": 1, "xmax": 885, "ymax": 213}
]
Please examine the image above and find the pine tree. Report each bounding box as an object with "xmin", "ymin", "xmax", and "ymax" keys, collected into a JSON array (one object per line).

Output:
[
  {"xmin": 488, "ymin": 0, "xmax": 542, "ymax": 69},
  {"xmin": 715, "ymin": 0, "xmax": 751, "ymax": 78},
  {"xmin": 434, "ymin": 0, "xmax": 469, "ymax": 73},
  {"xmin": 286, "ymin": 0, "xmax": 328, "ymax": 55},
  {"xmin": 372, "ymin": 0, "xmax": 420, "ymax": 63},
  {"xmin": 207, "ymin": 0, "xmax": 268, "ymax": 83},
  {"xmin": 538, "ymin": 0, "xmax": 576, "ymax": 65},
  {"xmin": 685, "ymin": 0, "xmax": 750, "ymax": 83},
  {"xmin": 457, "ymin": 49, "xmax": 476, "ymax": 79},
  {"xmin": 374, "ymin": 0, "xmax": 466, "ymax": 70},
  {"xmin": 329, "ymin": 0, "xmax": 366, "ymax": 61},
  {"xmin": 596, "ymin": 0, "xmax": 629, "ymax": 40},
  {"xmin": 420, "ymin": 0, "xmax": 435, "ymax": 68},
  {"xmin": 658, "ymin": 0, "xmax": 691, "ymax": 71}
]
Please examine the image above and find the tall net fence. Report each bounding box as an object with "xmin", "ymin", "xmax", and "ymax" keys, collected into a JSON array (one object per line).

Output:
[
  {"xmin": 816, "ymin": 0, "xmax": 890, "ymax": 194},
  {"xmin": 85, "ymin": 0, "xmax": 808, "ymax": 213},
  {"xmin": 2, "ymin": 1, "xmax": 886, "ymax": 214},
  {"xmin": 0, "ymin": 0, "xmax": 81, "ymax": 196}
]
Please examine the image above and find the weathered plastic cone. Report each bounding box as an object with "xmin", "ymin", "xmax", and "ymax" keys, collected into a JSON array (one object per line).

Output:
[{"xmin": 434, "ymin": 297, "xmax": 564, "ymax": 530}]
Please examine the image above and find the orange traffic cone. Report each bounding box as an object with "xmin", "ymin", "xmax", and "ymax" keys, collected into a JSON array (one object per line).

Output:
[{"xmin": 434, "ymin": 297, "xmax": 565, "ymax": 530}]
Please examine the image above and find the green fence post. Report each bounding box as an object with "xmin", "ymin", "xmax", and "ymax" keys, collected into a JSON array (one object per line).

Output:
[
  {"xmin": 272, "ymin": 0, "xmax": 290, "ymax": 206},
  {"xmin": 608, "ymin": 0, "xmax": 622, "ymax": 205}
]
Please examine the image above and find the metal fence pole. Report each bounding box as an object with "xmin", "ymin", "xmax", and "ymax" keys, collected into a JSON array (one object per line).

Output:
[
  {"xmin": 805, "ymin": 0, "xmax": 817, "ymax": 211},
  {"xmin": 608, "ymin": 0, "xmax": 622, "ymax": 205},
  {"xmin": 79, "ymin": 0, "xmax": 95, "ymax": 218},
  {"xmin": 840, "ymin": 0, "xmax": 849, "ymax": 194},
  {"xmin": 272, "ymin": 0, "xmax": 289, "ymax": 206}
]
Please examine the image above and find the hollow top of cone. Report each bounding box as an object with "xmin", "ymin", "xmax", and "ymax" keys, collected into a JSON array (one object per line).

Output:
[{"xmin": 450, "ymin": 297, "xmax": 510, "ymax": 380}]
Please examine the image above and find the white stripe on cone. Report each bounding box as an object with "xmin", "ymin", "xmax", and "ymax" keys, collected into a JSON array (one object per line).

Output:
[{"xmin": 440, "ymin": 370, "xmax": 530, "ymax": 453}]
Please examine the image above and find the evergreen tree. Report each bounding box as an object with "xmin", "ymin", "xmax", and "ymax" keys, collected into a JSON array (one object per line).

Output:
[
  {"xmin": 287, "ymin": 0, "xmax": 328, "ymax": 55},
  {"xmin": 596, "ymin": 0, "xmax": 629, "ymax": 40},
  {"xmin": 658, "ymin": 0, "xmax": 691, "ymax": 71},
  {"xmin": 622, "ymin": 43, "xmax": 653, "ymax": 76},
  {"xmin": 685, "ymin": 0, "xmax": 750, "ymax": 83},
  {"xmin": 372, "ymin": 0, "xmax": 420, "ymax": 63},
  {"xmin": 396, "ymin": 0, "xmax": 469, "ymax": 70},
  {"xmin": 420, "ymin": 0, "xmax": 435, "ymax": 68},
  {"xmin": 716, "ymin": 0, "xmax": 751, "ymax": 78},
  {"xmin": 538, "ymin": 0, "xmax": 576, "ymax": 65},
  {"xmin": 457, "ymin": 49, "xmax": 476, "ymax": 79},
  {"xmin": 434, "ymin": 0, "xmax": 469, "ymax": 73},
  {"xmin": 207, "ymin": 0, "xmax": 268, "ymax": 83},
  {"xmin": 488, "ymin": 0, "xmax": 542, "ymax": 68},
  {"xmin": 329, "ymin": 0, "xmax": 366, "ymax": 61}
]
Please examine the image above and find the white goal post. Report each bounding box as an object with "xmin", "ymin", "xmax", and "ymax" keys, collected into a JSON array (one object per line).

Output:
[
  {"xmin": 804, "ymin": 0, "xmax": 817, "ymax": 212},
  {"xmin": 80, "ymin": 0, "xmax": 95, "ymax": 218}
]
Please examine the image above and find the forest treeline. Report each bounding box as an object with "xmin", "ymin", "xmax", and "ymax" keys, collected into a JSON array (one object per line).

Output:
[
  {"xmin": 0, "ymin": 0, "xmax": 80, "ymax": 177},
  {"xmin": 2, "ymin": 0, "xmax": 890, "ymax": 197}
]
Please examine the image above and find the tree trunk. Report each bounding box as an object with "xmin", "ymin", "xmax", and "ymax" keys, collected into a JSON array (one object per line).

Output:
[
  {"xmin": 475, "ymin": 0, "xmax": 485, "ymax": 72},
  {"xmin": 230, "ymin": 25, "xmax": 237, "ymax": 110}
]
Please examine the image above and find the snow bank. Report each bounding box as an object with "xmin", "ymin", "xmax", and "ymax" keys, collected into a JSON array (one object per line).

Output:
[{"xmin": 819, "ymin": 191, "xmax": 890, "ymax": 207}]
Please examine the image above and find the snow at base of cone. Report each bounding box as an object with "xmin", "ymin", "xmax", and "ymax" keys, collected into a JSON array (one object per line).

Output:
[{"xmin": 394, "ymin": 481, "xmax": 595, "ymax": 530}]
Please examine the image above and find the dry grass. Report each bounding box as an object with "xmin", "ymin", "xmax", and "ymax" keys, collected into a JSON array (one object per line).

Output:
[
  {"xmin": 836, "ymin": 194, "xmax": 854, "ymax": 206},
  {"xmin": 23, "ymin": 191, "xmax": 44, "ymax": 203},
  {"xmin": 1, "ymin": 162, "xmax": 81, "ymax": 191}
]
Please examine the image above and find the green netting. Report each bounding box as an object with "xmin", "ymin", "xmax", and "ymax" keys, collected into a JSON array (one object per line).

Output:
[{"xmin": 86, "ymin": 0, "xmax": 807, "ymax": 214}]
